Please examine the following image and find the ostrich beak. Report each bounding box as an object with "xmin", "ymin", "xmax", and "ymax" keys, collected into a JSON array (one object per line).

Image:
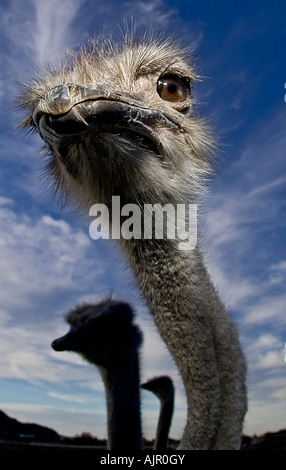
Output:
[
  {"xmin": 33, "ymin": 83, "xmax": 152, "ymax": 124},
  {"xmin": 33, "ymin": 83, "xmax": 181, "ymax": 154},
  {"xmin": 51, "ymin": 337, "xmax": 66, "ymax": 351},
  {"xmin": 141, "ymin": 381, "xmax": 153, "ymax": 391},
  {"xmin": 51, "ymin": 332, "xmax": 74, "ymax": 352}
]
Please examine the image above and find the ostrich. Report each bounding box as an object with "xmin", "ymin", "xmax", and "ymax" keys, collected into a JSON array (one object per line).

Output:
[
  {"xmin": 19, "ymin": 31, "xmax": 247, "ymax": 449},
  {"xmin": 141, "ymin": 375, "xmax": 174, "ymax": 450},
  {"xmin": 51, "ymin": 298, "xmax": 143, "ymax": 450}
]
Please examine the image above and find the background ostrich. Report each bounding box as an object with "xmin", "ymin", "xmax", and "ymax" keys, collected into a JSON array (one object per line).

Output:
[
  {"xmin": 51, "ymin": 298, "xmax": 143, "ymax": 450},
  {"xmin": 141, "ymin": 375, "xmax": 174, "ymax": 450},
  {"xmin": 19, "ymin": 31, "xmax": 247, "ymax": 449}
]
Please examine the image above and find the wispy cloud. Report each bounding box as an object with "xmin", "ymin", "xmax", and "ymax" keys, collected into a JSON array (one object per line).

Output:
[
  {"xmin": 243, "ymin": 293, "xmax": 286, "ymax": 327},
  {"xmin": 246, "ymin": 333, "xmax": 284, "ymax": 371},
  {"xmin": 122, "ymin": 0, "xmax": 204, "ymax": 52},
  {"xmin": 32, "ymin": 0, "xmax": 86, "ymax": 64},
  {"xmin": 0, "ymin": 199, "xmax": 98, "ymax": 320},
  {"xmin": 47, "ymin": 391, "xmax": 102, "ymax": 404},
  {"xmin": 123, "ymin": 0, "xmax": 178, "ymax": 28},
  {"xmin": 0, "ymin": 0, "xmax": 85, "ymax": 66},
  {"xmin": 204, "ymin": 107, "xmax": 286, "ymax": 297}
]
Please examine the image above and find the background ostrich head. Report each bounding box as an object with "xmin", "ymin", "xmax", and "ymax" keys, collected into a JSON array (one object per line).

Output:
[
  {"xmin": 141, "ymin": 375, "xmax": 174, "ymax": 402},
  {"xmin": 18, "ymin": 32, "xmax": 214, "ymax": 212},
  {"xmin": 52, "ymin": 298, "xmax": 143, "ymax": 368}
]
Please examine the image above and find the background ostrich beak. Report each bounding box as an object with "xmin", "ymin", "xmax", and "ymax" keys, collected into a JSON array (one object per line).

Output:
[{"xmin": 51, "ymin": 334, "xmax": 71, "ymax": 351}]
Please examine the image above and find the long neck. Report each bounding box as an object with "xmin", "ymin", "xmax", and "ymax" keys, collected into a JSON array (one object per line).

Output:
[
  {"xmin": 121, "ymin": 239, "xmax": 221, "ymax": 449},
  {"xmin": 154, "ymin": 394, "xmax": 174, "ymax": 450},
  {"xmin": 98, "ymin": 354, "xmax": 142, "ymax": 450}
]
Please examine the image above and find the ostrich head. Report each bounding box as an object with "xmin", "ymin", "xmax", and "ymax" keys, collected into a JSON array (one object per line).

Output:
[
  {"xmin": 51, "ymin": 298, "xmax": 142, "ymax": 368},
  {"xmin": 141, "ymin": 375, "xmax": 174, "ymax": 403},
  {"xmin": 19, "ymin": 33, "xmax": 213, "ymax": 212}
]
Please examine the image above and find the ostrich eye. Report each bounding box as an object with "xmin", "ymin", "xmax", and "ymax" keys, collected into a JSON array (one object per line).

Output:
[{"xmin": 156, "ymin": 74, "xmax": 190, "ymax": 102}]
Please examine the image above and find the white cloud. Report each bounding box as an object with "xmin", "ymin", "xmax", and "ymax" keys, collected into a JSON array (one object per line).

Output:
[
  {"xmin": 0, "ymin": 199, "xmax": 97, "ymax": 315},
  {"xmin": 203, "ymin": 108, "xmax": 286, "ymax": 310},
  {"xmin": 273, "ymin": 387, "xmax": 286, "ymax": 400},
  {"xmin": 0, "ymin": 309, "xmax": 10, "ymax": 326},
  {"xmin": 245, "ymin": 175, "xmax": 286, "ymax": 200},
  {"xmin": 0, "ymin": 197, "xmax": 113, "ymax": 386},
  {"xmin": 0, "ymin": 0, "xmax": 87, "ymax": 116},
  {"xmin": 244, "ymin": 334, "xmax": 284, "ymax": 379},
  {"xmin": 32, "ymin": 0, "xmax": 86, "ymax": 64},
  {"xmin": 243, "ymin": 294, "xmax": 286, "ymax": 326},
  {"xmin": 0, "ymin": 318, "xmax": 99, "ymax": 385},
  {"xmin": 268, "ymin": 260, "xmax": 286, "ymax": 286},
  {"xmin": 256, "ymin": 351, "xmax": 284, "ymax": 369},
  {"xmin": 123, "ymin": 0, "xmax": 178, "ymax": 28},
  {"xmin": 248, "ymin": 333, "xmax": 282, "ymax": 351},
  {"xmin": 47, "ymin": 391, "xmax": 102, "ymax": 404},
  {"xmin": 0, "ymin": 0, "xmax": 85, "ymax": 66}
]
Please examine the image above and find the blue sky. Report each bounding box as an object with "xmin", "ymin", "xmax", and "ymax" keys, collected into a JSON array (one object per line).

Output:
[{"xmin": 0, "ymin": 0, "xmax": 285, "ymax": 441}]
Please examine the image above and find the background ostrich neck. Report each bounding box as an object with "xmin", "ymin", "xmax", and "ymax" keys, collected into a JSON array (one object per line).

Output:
[
  {"xmin": 155, "ymin": 394, "xmax": 174, "ymax": 450},
  {"xmin": 121, "ymin": 238, "xmax": 221, "ymax": 449},
  {"xmin": 98, "ymin": 355, "xmax": 142, "ymax": 450}
]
